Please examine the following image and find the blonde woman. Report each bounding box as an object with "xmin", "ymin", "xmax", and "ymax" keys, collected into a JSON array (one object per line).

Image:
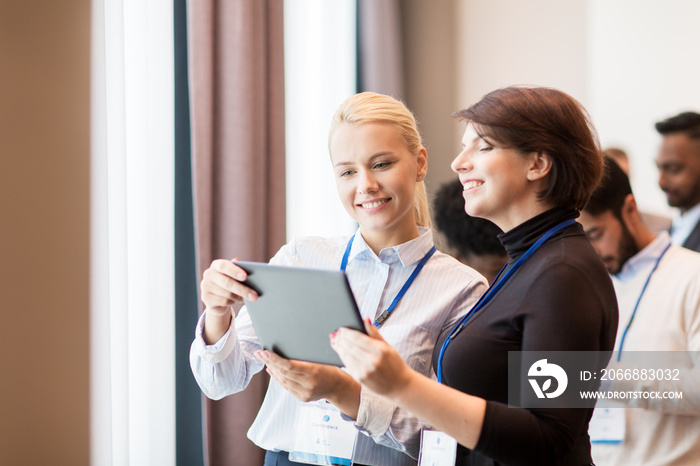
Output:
[{"xmin": 190, "ymin": 92, "xmax": 487, "ymax": 466}]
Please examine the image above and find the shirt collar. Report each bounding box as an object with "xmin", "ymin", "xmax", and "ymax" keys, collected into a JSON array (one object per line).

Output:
[
  {"xmin": 348, "ymin": 227, "xmax": 435, "ymax": 268},
  {"xmin": 616, "ymin": 231, "xmax": 671, "ymax": 281},
  {"xmin": 671, "ymin": 202, "xmax": 700, "ymax": 242}
]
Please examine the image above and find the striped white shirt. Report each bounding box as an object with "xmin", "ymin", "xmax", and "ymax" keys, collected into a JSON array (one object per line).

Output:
[{"xmin": 190, "ymin": 228, "xmax": 487, "ymax": 465}]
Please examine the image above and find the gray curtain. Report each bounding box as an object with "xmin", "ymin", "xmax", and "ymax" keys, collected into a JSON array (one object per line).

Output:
[
  {"xmin": 357, "ymin": 0, "xmax": 404, "ymax": 99},
  {"xmin": 187, "ymin": 1, "xmax": 286, "ymax": 464}
]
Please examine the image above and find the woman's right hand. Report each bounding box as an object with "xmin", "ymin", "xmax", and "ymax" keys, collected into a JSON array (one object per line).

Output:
[
  {"xmin": 331, "ymin": 317, "xmax": 413, "ymax": 399},
  {"xmin": 200, "ymin": 258, "xmax": 258, "ymax": 343}
]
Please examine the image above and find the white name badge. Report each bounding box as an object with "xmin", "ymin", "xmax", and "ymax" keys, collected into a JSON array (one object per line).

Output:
[
  {"xmin": 290, "ymin": 403, "xmax": 358, "ymax": 466},
  {"xmin": 589, "ymin": 407, "xmax": 625, "ymax": 444},
  {"xmin": 418, "ymin": 427, "xmax": 457, "ymax": 466}
]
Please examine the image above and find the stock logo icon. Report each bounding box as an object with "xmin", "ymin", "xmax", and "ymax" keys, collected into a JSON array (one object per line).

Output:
[{"xmin": 528, "ymin": 359, "xmax": 568, "ymax": 399}]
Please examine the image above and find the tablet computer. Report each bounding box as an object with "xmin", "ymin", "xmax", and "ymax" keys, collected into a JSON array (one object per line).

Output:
[{"xmin": 234, "ymin": 260, "xmax": 367, "ymax": 366}]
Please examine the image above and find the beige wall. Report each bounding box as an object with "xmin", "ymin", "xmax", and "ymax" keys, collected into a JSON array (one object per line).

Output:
[
  {"xmin": 587, "ymin": 0, "xmax": 700, "ymax": 215},
  {"xmin": 0, "ymin": 1, "xmax": 91, "ymax": 464},
  {"xmin": 456, "ymin": 0, "xmax": 588, "ymax": 106},
  {"xmin": 402, "ymin": 0, "xmax": 588, "ymax": 201},
  {"xmin": 402, "ymin": 0, "xmax": 464, "ymax": 198},
  {"xmin": 405, "ymin": 0, "xmax": 700, "ymax": 217}
]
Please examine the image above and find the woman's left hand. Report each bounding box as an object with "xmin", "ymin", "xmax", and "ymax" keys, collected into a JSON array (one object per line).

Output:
[{"xmin": 331, "ymin": 317, "xmax": 413, "ymax": 399}]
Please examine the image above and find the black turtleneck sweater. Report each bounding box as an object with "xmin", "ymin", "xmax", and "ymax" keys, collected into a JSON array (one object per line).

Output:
[{"xmin": 433, "ymin": 207, "xmax": 618, "ymax": 466}]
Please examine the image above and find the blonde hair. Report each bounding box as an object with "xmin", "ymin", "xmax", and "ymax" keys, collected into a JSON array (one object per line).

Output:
[{"xmin": 328, "ymin": 92, "xmax": 432, "ymax": 228}]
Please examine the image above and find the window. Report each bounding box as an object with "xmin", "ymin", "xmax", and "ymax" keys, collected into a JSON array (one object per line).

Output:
[
  {"xmin": 284, "ymin": 0, "xmax": 358, "ymax": 240},
  {"xmin": 91, "ymin": 0, "xmax": 175, "ymax": 463}
]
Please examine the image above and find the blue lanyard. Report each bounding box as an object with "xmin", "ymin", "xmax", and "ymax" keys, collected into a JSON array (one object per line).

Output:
[
  {"xmin": 341, "ymin": 234, "xmax": 436, "ymax": 328},
  {"xmin": 616, "ymin": 242, "xmax": 671, "ymax": 360},
  {"xmin": 436, "ymin": 218, "xmax": 576, "ymax": 383}
]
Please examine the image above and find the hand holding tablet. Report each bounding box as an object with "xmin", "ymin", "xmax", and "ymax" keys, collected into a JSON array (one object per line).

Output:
[{"xmin": 234, "ymin": 261, "xmax": 367, "ymax": 366}]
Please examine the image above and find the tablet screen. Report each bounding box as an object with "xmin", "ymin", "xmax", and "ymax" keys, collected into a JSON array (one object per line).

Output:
[{"xmin": 235, "ymin": 260, "xmax": 366, "ymax": 366}]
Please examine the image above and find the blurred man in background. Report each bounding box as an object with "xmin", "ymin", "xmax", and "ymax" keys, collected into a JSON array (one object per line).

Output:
[
  {"xmin": 604, "ymin": 146, "xmax": 671, "ymax": 234},
  {"xmin": 655, "ymin": 111, "xmax": 700, "ymax": 251},
  {"xmin": 580, "ymin": 157, "xmax": 700, "ymax": 466},
  {"xmin": 604, "ymin": 147, "xmax": 630, "ymax": 176}
]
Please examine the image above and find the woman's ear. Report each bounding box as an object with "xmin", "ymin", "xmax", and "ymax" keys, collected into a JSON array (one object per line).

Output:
[
  {"xmin": 416, "ymin": 147, "xmax": 428, "ymax": 181},
  {"xmin": 526, "ymin": 151, "xmax": 553, "ymax": 182}
]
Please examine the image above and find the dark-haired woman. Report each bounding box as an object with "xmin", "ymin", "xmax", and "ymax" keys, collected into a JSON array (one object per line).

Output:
[{"xmin": 332, "ymin": 86, "xmax": 618, "ymax": 466}]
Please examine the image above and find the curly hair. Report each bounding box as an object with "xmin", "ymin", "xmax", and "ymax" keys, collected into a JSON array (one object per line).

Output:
[{"xmin": 433, "ymin": 179, "xmax": 505, "ymax": 257}]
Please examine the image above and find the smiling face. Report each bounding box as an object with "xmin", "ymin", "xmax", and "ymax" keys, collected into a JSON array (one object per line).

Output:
[
  {"xmin": 330, "ymin": 122, "xmax": 427, "ymax": 251},
  {"xmin": 451, "ymin": 124, "xmax": 551, "ymax": 231},
  {"xmin": 579, "ymin": 209, "xmax": 639, "ymax": 275},
  {"xmin": 656, "ymin": 133, "xmax": 700, "ymax": 213}
]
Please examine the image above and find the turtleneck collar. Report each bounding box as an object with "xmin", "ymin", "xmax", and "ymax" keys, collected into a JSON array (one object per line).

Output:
[{"xmin": 498, "ymin": 207, "xmax": 580, "ymax": 261}]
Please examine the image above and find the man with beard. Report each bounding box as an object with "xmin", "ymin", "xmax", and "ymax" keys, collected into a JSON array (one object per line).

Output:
[
  {"xmin": 579, "ymin": 157, "xmax": 700, "ymax": 466},
  {"xmin": 655, "ymin": 111, "xmax": 700, "ymax": 251}
]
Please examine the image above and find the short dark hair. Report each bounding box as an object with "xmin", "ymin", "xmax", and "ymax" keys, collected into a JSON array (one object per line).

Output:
[
  {"xmin": 433, "ymin": 179, "xmax": 505, "ymax": 257},
  {"xmin": 655, "ymin": 111, "xmax": 700, "ymax": 139},
  {"xmin": 603, "ymin": 147, "xmax": 628, "ymax": 163},
  {"xmin": 584, "ymin": 157, "xmax": 632, "ymax": 219},
  {"xmin": 454, "ymin": 86, "xmax": 603, "ymax": 211}
]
